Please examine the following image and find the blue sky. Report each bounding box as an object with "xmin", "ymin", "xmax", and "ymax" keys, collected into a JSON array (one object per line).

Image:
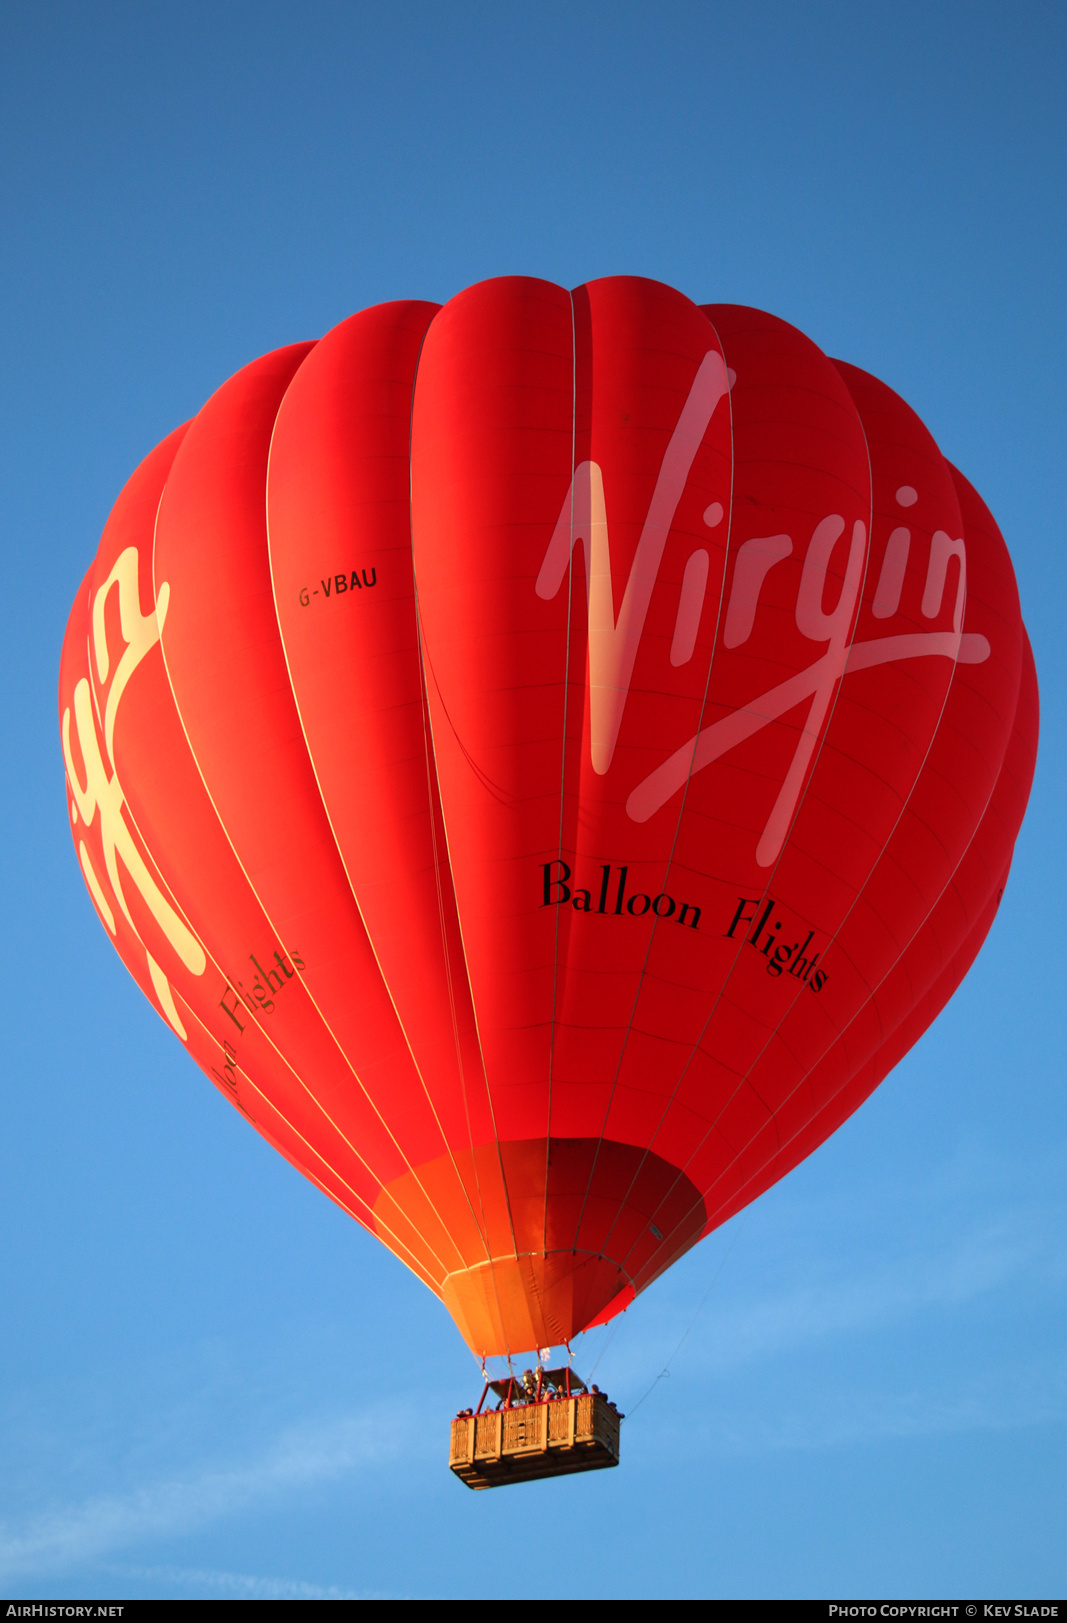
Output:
[{"xmin": 1, "ymin": 0, "xmax": 1064, "ymax": 1600}]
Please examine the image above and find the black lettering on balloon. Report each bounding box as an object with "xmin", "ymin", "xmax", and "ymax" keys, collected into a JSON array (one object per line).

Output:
[
  {"xmin": 229, "ymin": 944, "xmax": 303, "ymax": 1019},
  {"xmin": 538, "ymin": 862, "xmax": 700, "ymax": 932},
  {"xmin": 219, "ymin": 986, "xmax": 245, "ymax": 1033},
  {"xmin": 300, "ymin": 570, "xmax": 377, "ymax": 606},
  {"xmin": 724, "ymin": 898, "xmax": 760, "ymax": 939},
  {"xmin": 542, "ymin": 861, "xmax": 571, "ymax": 906},
  {"xmin": 723, "ymin": 898, "xmax": 829, "ymax": 988}
]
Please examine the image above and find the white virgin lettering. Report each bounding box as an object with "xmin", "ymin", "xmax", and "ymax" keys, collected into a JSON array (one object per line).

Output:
[
  {"xmin": 536, "ymin": 349, "xmax": 731, "ymax": 773},
  {"xmin": 63, "ymin": 549, "xmax": 205, "ymax": 1037},
  {"xmin": 536, "ymin": 359, "xmax": 991, "ymax": 869}
]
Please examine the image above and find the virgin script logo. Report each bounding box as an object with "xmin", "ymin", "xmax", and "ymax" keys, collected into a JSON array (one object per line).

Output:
[
  {"xmin": 62, "ymin": 548, "xmax": 206, "ymax": 1039},
  {"xmin": 536, "ymin": 353, "xmax": 991, "ymax": 867}
]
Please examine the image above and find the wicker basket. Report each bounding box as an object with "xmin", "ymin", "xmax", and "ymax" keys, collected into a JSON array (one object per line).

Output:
[{"xmin": 449, "ymin": 1392, "xmax": 621, "ymax": 1489}]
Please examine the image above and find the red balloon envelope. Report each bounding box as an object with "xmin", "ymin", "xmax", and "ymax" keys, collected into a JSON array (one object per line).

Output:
[{"xmin": 59, "ymin": 277, "xmax": 1038, "ymax": 1358}]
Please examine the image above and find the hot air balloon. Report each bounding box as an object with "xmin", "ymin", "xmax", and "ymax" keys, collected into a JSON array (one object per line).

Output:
[{"xmin": 59, "ymin": 277, "xmax": 1037, "ymax": 1488}]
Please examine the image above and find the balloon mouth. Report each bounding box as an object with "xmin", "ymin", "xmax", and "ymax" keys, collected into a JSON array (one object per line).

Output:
[
  {"xmin": 373, "ymin": 1138, "xmax": 707, "ymax": 1358},
  {"xmin": 441, "ymin": 1251, "xmax": 633, "ymax": 1359}
]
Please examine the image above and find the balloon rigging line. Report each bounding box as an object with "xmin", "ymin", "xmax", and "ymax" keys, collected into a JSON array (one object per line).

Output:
[
  {"xmin": 611, "ymin": 419, "xmax": 1018, "ymax": 1272},
  {"xmin": 150, "ymin": 372, "xmax": 468, "ymax": 1285},
  {"xmin": 407, "ymin": 327, "xmax": 522, "ymax": 1346},
  {"xmin": 544, "ymin": 287, "xmax": 579, "ymax": 1258},
  {"xmin": 401, "ymin": 317, "xmax": 512, "ymax": 1292},
  {"xmin": 622, "ymin": 583, "xmax": 1020, "ymax": 1266},
  {"xmin": 266, "ymin": 385, "xmax": 496, "ymax": 1288},
  {"xmin": 73, "ymin": 545, "xmax": 447, "ymax": 1285},
  {"xmin": 585, "ymin": 1318, "xmax": 621, "ymax": 1380},
  {"xmin": 624, "ymin": 1206, "xmax": 750, "ymax": 1421},
  {"xmin": 404, "ymin": 311, "xmax": 515, "ymax": 1317},
  {"xmin": 575, "ymin": 318, "xmax": 738, "ymax": 1264},
  {"xmin": 600, "ymin": 400, "xmax": 878, "ymax": 1279},
  {"xmin": 569, "ymin": 342, "xmax": 734, "ymax": 1254}
]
